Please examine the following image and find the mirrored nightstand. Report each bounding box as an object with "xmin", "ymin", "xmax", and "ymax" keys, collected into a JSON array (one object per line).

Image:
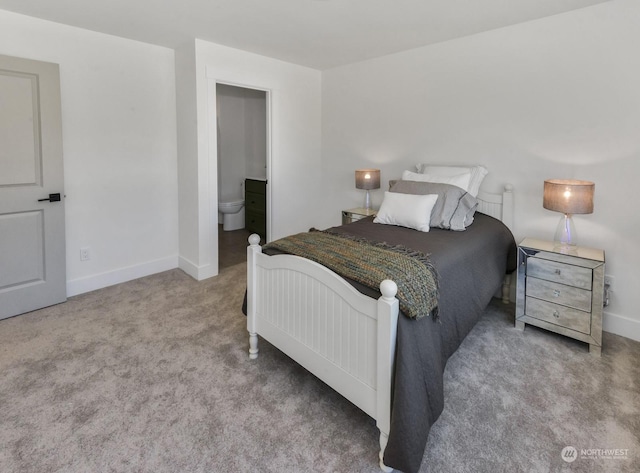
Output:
[
  {"xmin": 341, "ymin": 207, "xmax": 377, "ymax": 225},
  {"xmin": 515, "ymin": 237, "xmax": 605, "ymax": 356}
]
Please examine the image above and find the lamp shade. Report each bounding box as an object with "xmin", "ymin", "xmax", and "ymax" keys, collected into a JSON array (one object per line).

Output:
[
  {"xmin": 355, "ymin": 169, "xmax": 380, "ymax": 190},
  {"xmin": 543, "ymin": 179, "xmax": 594, "ymax": 215}
]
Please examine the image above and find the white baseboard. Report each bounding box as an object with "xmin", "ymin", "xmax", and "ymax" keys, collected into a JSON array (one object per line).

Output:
[
  {"xmin": 178, "ymin": 256, "xmax": 218, "ymax": 281},
  {"xmin": 67, "ymin": 255, "xmax": 179, "ymax": 297},
  {"xmin": 603, "ymin": 310, "xmax": 640, "ymax": 343}
]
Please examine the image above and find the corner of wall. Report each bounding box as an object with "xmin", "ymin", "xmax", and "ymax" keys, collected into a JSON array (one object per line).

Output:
[
  {"xmin": 175, "ymin": 41, "xmax": 201, "ymax": 268},
  {"xmin": 178, "ymin": 256, "xmax": 218, "ymax": 281}
]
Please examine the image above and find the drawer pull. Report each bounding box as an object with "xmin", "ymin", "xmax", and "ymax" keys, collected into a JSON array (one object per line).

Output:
[
  {"xmin": 555, "ymin": 269, "xmax": 561, "ymax": 275},
  {"xmin": 553, "ymin": 310, "xmax": 560, "ymax": 318},
  {"xmin": 553, "ymin": 289, "xmax": 560, "ymax": 297}
]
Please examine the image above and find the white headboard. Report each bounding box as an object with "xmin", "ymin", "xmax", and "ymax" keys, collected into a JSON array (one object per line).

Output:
[{"xmin": 477, "ymin": 184, "xmax": 514, "ymax": 231}]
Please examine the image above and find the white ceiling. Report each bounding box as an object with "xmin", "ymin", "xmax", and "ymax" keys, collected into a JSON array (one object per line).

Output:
[{"xmin": 0, "ymin": 0, "xmax": 611, "ymax": 69}]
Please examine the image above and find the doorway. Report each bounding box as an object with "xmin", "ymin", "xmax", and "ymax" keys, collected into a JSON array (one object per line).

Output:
[{"xmin": 215, "ymin": 83, "xmax": 269, "ymax": 270}]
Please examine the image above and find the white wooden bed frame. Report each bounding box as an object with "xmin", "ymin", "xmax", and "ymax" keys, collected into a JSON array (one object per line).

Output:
[{"xmin": 246, "ymin": 184, "xmax": 514, "ymax": 471}]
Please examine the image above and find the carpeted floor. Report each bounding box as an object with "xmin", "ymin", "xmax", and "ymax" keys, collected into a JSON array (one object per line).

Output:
[{"xmin": 1, "ymin": 264, "xmax": 638, "ymax": 473}]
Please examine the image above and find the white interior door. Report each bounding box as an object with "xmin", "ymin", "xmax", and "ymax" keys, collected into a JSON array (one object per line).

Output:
[{"xmin": 0, "ymin": 54, "xmax": 66, "ymax": 320}]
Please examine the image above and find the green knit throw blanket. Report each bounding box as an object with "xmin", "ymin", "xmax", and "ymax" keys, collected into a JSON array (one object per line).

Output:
[{"xmin": 263, "ymin": 229, "xmax": 439, "ymax": 320}]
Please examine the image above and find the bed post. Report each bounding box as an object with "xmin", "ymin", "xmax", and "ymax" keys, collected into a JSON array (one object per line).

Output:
[
  {"xmin": 247, "ymin": 234, "xmax": 262, "ymax": 359},
  {"xmin": 501, "ymin": 183, "xmax": 514, "ymax": 231},
  {"xmin": 501, "ymin": 184, "xmax": 515, "ymax": 304},
  {"xmin": 376, "ymin": 280, "xmax": 399, "ymax": 473},
  {"xmin": 502, "ymin": 274, "xmax": 512, "ymax": 304}
]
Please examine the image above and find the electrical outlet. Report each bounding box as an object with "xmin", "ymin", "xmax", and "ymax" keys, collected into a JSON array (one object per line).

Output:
[
  {"xmin": 603, "ymin": 274, "xmax": 614, "ymax": 307},
  {"xmin": 80, "ymin": 247, "xmax": 91, "ymax": 261},
  {"xmin": 604, "ymin": 274, "xmax": 614, "ymax": 289}
]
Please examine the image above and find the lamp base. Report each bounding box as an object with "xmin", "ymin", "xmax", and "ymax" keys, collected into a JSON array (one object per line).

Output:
[
  {"xmin": 554, "ymin": 213, "xmax": 577, "ymax": 247},
  {"xmin": 363, "ymin": 190, "xmax": 371, "ymax": 210}
]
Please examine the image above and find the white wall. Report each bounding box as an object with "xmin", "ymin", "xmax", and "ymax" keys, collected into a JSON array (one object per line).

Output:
[
  {"xmin": 217, "ymin": 84, "xmax": 249, "ymax": 202},
  {"xmin": 321, "ymin": 0, "xmax": 640, "ymax": 340},
  {"xmin": 175, "ymin": 39, "xmax": 321, "ymax": 279},
  {"xmin": 216, "ymin": 84, "xmax": 267, "ymax": 202},
  {"xmin": 0, "ymin": 10, "xmax": 179, "ymax": 296},
  {"xmin": 244, "ymin": 89, "xmax": 267, "ymax": 180}
]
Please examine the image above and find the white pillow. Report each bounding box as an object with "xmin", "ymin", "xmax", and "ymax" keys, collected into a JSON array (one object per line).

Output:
[
  {"xmin": 373, "ymin": 191, "xmax": 438, "ymax": 232},
  {"xmin": 402, "ymin": 170, "xmax": 472, "ymax": 193},
  {"xmin": 415, "ymin": 165, "xmax": 488, "ymax": 197}
]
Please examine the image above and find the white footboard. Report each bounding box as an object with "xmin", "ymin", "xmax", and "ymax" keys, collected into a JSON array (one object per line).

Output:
[{"xmin": 247, "ymin": 234, "xmax": 398, "ymax": 471}]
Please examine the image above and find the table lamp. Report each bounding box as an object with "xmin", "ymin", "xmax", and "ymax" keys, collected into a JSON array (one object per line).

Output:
[
  {"xmin": 543, "ymin": 179, "xmax": 594, "ymax": 247},
  {"xmin": 355, "ymin": 169, "xmax": 380, "ymax": 210}
]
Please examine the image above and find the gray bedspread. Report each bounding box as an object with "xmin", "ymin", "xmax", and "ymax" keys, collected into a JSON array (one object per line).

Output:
[{"xmin": 252, "ymin": 212, "xmax": 516, "ymax": 473}]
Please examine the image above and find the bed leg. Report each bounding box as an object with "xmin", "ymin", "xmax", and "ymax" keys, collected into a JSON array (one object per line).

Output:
[
  {"xmin": 502, "ymin": 273, "xmax": 511, "ymax": 304},
  {"xmin": 249, "ymin": 332, "xmax": 259, "ymax": 359},
  {"xmin": 379, "ymin": 433, "xmax": 393, "ymax": 472}
]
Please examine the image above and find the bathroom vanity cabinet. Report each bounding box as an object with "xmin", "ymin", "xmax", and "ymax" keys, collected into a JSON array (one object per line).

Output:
[{"xmin": 245, "ymin": 179, "xmax": 266, "ymax": 238}]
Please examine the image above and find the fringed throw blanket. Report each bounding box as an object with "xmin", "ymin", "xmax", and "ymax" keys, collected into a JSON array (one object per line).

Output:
[{"xmin": 263, "ymin": 229, "xmax": 439, "ymax": 319}]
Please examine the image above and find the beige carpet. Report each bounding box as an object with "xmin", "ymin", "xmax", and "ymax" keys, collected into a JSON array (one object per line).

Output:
[{"xmin": 1, "ymin": 264, "xmax": 638, "ymax": 472}]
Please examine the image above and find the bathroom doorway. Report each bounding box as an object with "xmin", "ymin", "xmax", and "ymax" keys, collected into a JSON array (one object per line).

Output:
[{"xmin": 216, "ymin": 83, "xmax": 269, "ymax": 270}]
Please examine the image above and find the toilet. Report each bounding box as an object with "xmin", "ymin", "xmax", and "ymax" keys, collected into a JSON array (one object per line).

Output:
[{"xmin": 219, "ymin": 199, "xmax": 245, "ymax": 231}]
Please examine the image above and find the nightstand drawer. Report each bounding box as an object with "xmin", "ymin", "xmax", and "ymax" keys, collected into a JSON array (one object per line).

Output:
[
  {"xmin": 527, "ymin": 257, "xmax": 592, "ymax": 290},
  {"xmin": 525, "ymin": 297, "xmax": 591, "ymax": 334},
  {"xmin": 526, "ymin": 277, "xmax": 592, "ymax": 312}
]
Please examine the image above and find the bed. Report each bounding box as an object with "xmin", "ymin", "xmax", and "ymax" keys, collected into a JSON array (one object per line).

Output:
[{"xmin": 245, "ymin": 177, "xmax": 516, "ymax": 473}]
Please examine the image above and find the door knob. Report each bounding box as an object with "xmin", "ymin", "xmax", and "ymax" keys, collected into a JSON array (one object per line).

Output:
[{"xmin": 38, "ymin": 193, "xmax": 62, "ymax": 202}]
